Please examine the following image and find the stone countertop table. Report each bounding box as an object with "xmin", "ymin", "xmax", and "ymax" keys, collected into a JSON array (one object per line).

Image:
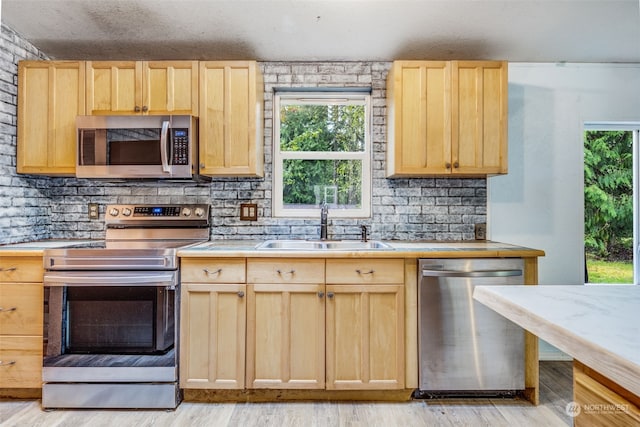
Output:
[{"xmin": 473, "ymin": 284, "xmax": 640, "ymax": 397}]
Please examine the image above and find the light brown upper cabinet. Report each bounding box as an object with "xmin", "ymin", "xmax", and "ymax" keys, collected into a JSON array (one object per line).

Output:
[
  {"xmin": 85, "ymin": 61, "xmax": 198, "ymax": 115},
  {"xmin": 386, "ymin": 60, "xmax": 508, "ymax": 177},
  {"xmin": 17, "ymin": 61, "xmax": 85, "ymax": 176},
  {"xmin": 198, "ymin": 61, "xmax": 264, "ymax": 177}
]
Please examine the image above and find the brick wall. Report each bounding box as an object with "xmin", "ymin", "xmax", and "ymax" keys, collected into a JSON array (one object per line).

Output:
[
  {"xmin": 0, "ymin": 26, "xmax": 486, "ymax": 244},
  {"xmin": 0, "ymin": 24, "xmax": 50, "ymax": 243}
]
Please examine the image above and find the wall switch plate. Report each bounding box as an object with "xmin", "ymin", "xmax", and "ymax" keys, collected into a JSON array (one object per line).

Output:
[
  {"xmin": 88, "ymin": 203, "xmax": 99, "ymax": 220},
  {"xmin": 240, "ymin": 203, "xmax": 258, "ymax": 221}
]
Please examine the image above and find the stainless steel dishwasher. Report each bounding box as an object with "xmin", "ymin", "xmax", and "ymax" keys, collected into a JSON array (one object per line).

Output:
[{"xmin": 417, "ymin": 258, "xmax": 525, "ymax": 397}]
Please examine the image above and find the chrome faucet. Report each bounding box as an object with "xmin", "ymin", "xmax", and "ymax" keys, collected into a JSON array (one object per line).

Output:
[
  {"xmin": 320, "ymin": 202, "xmax": 329, "ymax": 240},
  {"xmin": 361, "ymin": 225, "xmax": 368, "ymax": 242}
]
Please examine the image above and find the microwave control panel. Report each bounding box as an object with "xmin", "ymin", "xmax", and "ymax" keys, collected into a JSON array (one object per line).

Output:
[{"xmin": 171, "ymin": 129, "xmax": 189, "ymax": 165}]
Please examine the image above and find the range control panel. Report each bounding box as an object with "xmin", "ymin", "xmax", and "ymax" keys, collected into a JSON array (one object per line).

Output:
[{"xmin": 105, "ymin": 204, "xmax": 210, "ymax": 222}]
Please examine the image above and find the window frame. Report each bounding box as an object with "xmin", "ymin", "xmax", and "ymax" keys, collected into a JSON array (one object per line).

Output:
[{"xmin": 272, "ymin": 91, "xmax": 372, "ymax": 218}]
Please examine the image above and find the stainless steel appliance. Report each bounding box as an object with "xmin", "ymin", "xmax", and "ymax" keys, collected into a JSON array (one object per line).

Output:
[
  {"xmin": 417, "ymin": 258, "xmax": 525, "ymax": 397},
  {"xmin": 42, "ymin": 204, "xmax": 210, "ymax": 409},
  {"xmin": 76, "ymin": 115, "xmax": 198, "ymax": 179}
]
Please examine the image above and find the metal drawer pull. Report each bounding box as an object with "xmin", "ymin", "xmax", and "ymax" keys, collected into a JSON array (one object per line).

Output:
[
  {"xmin": 276, "ymin": 269, "xmax": 295, "ymax": 275},
  {"xmin": 356, "ymin": 269, "xmax": 375, "ymax": 275},
  {"xmin": 0, "ymin": 360, "xmax": 17, "ymax": 366},
  {"xmin": 237, "ymin": 291, "xmax": 245, "ymax": 298},
  {"xmin": 327, "ymin": 292, "xmax": 335, "ymax": 299},
  {"xmin": 318, "ymin": 291, "xmax": 324, "ymax": 298},
  {"xmin": 0, "ymin": 307, "xmax": 17, "ymax": 312},
  {"xmin": 203, "ymin": 268, "xmax": 222, "ymax": 275},
  {"xmin": 0, "ymin": 267, "xmax": 17, "ymax": 272}
]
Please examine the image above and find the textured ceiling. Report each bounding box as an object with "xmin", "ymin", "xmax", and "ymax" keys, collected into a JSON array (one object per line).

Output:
[{"xmin": 2, "ymin": 0, "xmax": 640, "ymax": 62}]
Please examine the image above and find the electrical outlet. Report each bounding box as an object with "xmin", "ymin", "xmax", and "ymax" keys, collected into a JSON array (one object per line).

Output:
[
  {"xmin": 240, "ymin": 203, "xmax": 258, "ymax": 221},
  {"xmin": 88, "ymin": 203, "xmax": 99, "ymax": 220},
  {"xmin": 475, "ymin": 223, "xmax": 487, "ymax": 240}
]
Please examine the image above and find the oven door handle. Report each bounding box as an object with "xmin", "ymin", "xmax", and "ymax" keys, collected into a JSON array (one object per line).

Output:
[
  {"xmin": 46, "ymin": 256, "xmax": 172, "ymax": 269},
  {"xmin": 44, "ymin": 271, "xmax": 176, "ymax": 287}
]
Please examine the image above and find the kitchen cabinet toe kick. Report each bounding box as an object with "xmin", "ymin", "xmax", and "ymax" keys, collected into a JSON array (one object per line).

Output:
[{"xmin": 183, "ymin": 388, "xmax": 415, "ymax": 402}]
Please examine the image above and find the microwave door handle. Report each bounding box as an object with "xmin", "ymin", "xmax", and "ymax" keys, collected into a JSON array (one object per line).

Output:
[
  {"xmin": 160, "ymin": 120, "xmax": 171, "ymax": 173},
  {"xmin": 78, "ymin": 129, "xmax": 84, "ymax": 166}
]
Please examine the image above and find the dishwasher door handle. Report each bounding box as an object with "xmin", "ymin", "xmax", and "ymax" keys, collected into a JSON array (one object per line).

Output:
[{"xmin": 422, "ymin": 268, "xmax": 522, "ymax": 278}]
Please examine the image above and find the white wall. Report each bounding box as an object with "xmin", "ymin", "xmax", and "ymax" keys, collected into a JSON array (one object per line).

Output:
[
  {"xmin": 488, "ymin": 63, "xmax": 640, "ymax": 358},
  {"xmin": 490, "ymin": 63, "xmax": 640, "ymax": 285}
]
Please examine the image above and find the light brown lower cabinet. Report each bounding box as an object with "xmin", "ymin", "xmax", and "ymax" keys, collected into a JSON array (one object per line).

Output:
[
  {"xmin": 325, "ymin": 258, "xmax": 405, "ymax": 390},
  {"xmin": 180, "ymin": 283, "xmax": 246, "ymax": 389},
  {"xmin": 0, "ymin": 257, "xmax": 44, "ymax": 390},
  {"xmin": 246, "ymin": 283, "xmax": 326, "ymax": 389},
  {"xmin": 0, "ymin": 336, "xmax": 42, "ymax": 388},
  {"xmin": 180, "ymin": 257, "xmax": 405, "ymax": 392},
  {"xmin": 180, "ymin": 258, "xmax": 247, "ymax": 389},
  {"xmin": 573, "ymin": 361, "xmax": 640, "ymax": 426},
  {"xmin": 325, "ymin": 284, "xmax": 404, "ymax": 390}
]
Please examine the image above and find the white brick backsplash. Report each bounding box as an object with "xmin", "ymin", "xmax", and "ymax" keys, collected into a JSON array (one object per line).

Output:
[{"xmin": 0, "ymin": 31, "xmax": 487, "ymax": 244}]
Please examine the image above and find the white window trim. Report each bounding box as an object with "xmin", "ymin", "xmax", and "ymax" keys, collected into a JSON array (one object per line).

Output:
[
  {"xmin": 273, "ymin": 91, "xmax": 372, "ymax": 218},
  {"xmin": 584, "ymin": 123, "xmax": 640, "ymax": 284}
]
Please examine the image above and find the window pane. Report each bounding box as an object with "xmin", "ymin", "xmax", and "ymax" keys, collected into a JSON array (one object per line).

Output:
[
  {"xmin": 283, "ymin": 159, "xmax": 362, "ymax": 209},
  {"xmin": 279, "ymin": 104, "xmax": 365, "ymax": 152}
]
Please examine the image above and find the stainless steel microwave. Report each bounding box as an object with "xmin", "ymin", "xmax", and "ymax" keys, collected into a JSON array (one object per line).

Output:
[{"xmin": 76, "ymin": 115, "xmax": 197, "ymax": 179}]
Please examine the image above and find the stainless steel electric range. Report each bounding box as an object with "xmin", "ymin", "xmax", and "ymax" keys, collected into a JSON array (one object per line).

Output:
[{"xmin": 42, "ymin": 204, "xmax": 210, "ymax": 409}]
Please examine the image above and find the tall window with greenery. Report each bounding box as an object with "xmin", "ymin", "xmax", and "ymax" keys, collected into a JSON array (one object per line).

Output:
[
  {"xmin": 273, "ymin": 92, "xmax": 371, "ymax": 218},
  {"xmin": 584, "ymin": 130, "xmax": 633, "ymax": 283}
]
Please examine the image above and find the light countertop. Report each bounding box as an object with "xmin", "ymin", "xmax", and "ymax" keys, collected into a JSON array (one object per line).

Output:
[
  {"xmin": 177, "ymin": 240, "xmax": 545, "ymax": 258},
  {"xmin": 473, "ymin": 284, "xmax": 640, "ymax": 397},
  {"xmin": 0, "ymin": 239, "xmax": 545, "ymax": 258},
  {"xmin": 0, "ymin": 239, "xmax": 96, "ymax": 256}
]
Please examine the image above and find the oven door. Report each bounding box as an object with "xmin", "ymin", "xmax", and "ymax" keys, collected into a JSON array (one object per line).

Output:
[{"xmin": 44, "ymin": 271, "xmax": 177, "ymax": 358}]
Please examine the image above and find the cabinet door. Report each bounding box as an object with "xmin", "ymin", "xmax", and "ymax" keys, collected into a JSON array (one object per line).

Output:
[
  {"xmin": 451, "ymin": 61, "xmax": 508, "ymax": 175},
  {"xmin": 386, "ymin": 61, "xmax": 451, "ymax": 177},
  {"xmin": 143, "ymin": 61, "xmax": 198, "ymax": 115},
  {"xmin": 246, "ymin": 283, "xmax": 325, "ymax": 389},
  {"xmin": 180, "ymin": 283, "xmax": 246, "ymax": 389},
  {"xmin": 199, "ymin": 61, "xmax": 264, "ymax": 177},
  {"xmin": 17, "ymin": 61, "xmax": 85, "ymax": 175},
  {"xmin": 326, "ymin": 284, "xmax": 405, "ymax": 390},
  {"xmin": 86, "ymin": 61, "xmax": 141, "ymax": 115}
]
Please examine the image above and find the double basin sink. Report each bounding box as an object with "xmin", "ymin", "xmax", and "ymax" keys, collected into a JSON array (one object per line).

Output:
[{"xmin": 255, "ymin": 240, "xmax": 394, "ymax": 251}]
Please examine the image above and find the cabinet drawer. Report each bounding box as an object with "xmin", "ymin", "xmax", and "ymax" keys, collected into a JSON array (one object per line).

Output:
[
  {"xmin": 181, "ymin": 258, "xmax": 246, "ymax": 283},
  {"xmin": 0, "ymin": 283, "xmax": 43, "ymax": 336},
  {"xmin": 326, "ymin": 259, "xmax": 404, "ymax": 284},
  {"xmin": 0, "ymin": 336, "xmax": 43, "ymax": 388},
  {"xmin": 247, "ymin": 259, "xmax": 325, "ymax": 284},
  {"xmin": 0, "ymin": 257, "xmax": 43, "ymax": 283}
]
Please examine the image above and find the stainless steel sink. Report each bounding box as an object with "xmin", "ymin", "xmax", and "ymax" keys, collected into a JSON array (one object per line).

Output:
[{"xmin": 255, "ymin": 240, "xmax": 394, "ymax": 251}]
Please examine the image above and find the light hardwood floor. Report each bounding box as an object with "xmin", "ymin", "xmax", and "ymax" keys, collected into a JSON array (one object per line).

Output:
[{"xmin": 0, "ymin": 361, "xmax": 572, "ymax": 426}]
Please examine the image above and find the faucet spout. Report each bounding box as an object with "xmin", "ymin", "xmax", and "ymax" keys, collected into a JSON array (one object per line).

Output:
[
  {"xmin": 320, "ymin": 202, "xmax": 329, "ymax": 240},
  {"xmin": 361, "ymin": 225, "xmax": 368, "ymax": 242}
]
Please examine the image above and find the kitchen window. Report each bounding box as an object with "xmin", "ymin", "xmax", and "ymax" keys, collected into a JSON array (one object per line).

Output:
[{"xmin": 273, "ymin": 91, "xmax": 371, "ymax": 218}]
